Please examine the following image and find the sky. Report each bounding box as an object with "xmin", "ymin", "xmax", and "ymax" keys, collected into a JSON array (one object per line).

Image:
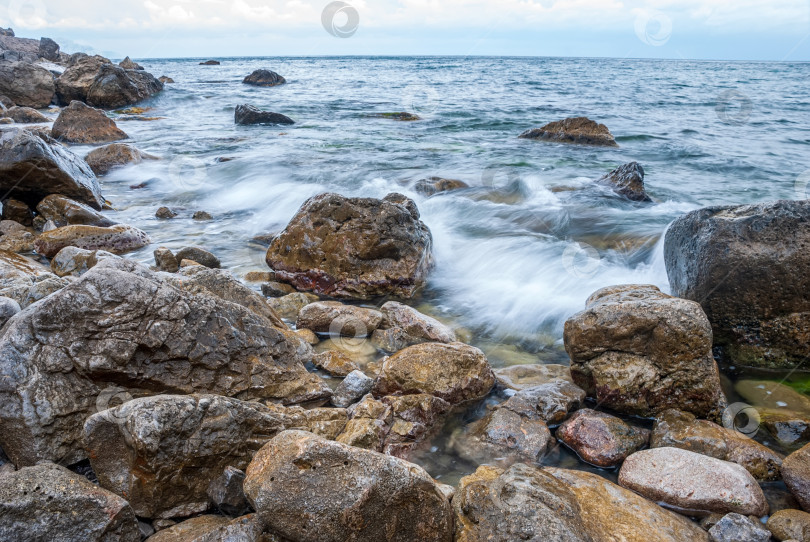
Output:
[{"xmin": 1, "ymin": 0, "xmax": 809, "ymax": 61}]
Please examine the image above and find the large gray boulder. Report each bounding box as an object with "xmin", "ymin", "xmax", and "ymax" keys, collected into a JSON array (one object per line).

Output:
[
  {"xmin": 86, "ymin": 63, "xmax": 163, "ymax": 108},
  {"xmin": 665, "ymin": 200, "xmax": 810, "ymax": 369},
  {"xmin": 0, "ymin": 258, "xmax": 329, "ymax": 467},
  {"xmin": 0, "ymin": 60, "xmax": 54, "ymax": 108},
  {"xmin": 0, "ymin": 128, "xmax": 103, "ymax": 209}
]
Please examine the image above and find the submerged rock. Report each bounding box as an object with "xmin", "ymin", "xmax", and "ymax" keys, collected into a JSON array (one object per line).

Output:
[
  {"xmin": 597, "ymin": 162, "xmax": 651, "ymax": 202},
  {"xmin": 369, "ymin": 112, "xmax": 421, "ymax": 121},
  {"xmin": 266, "ymin": 192, "xmax": 433, "ymax": 299},
  {"xmin": 158, "ymin": 75, "xmax": 174, "ymax": 84},
  {"xmin": 34, "ymin": 223, "xmax": 150, "ymax": 257},
  {"xmin": 175, "ymin": 246, "xmax": 220, "ymax": 268},
  {"xmin": 51, "ymin": 100, "xmax": 128, "ymax": 143},
  {"xmin": 242, "ymin": 69, "xmax": 286, "ymax": 87},
  {"xmin": 564, "ymin": 284, "xmax": 726, "ymax": 419},
  {"xmin": 2, "ymin": 105, "xmax": 48, "ymax": 123},
  {"xmin": 414, "ymin": 176, "xmax": 469, "ymax": 196},
  {"xmin": 84, "ymin": 142, "xmax": 156, "ymax": 175},
  {"xmin": 36, "ymin": 194, "xmax": 115, "ymax": 227},
  {"xmin": 297, "ymin": 301, "xmax": 383, "ymax": 336},
  {"xmin": 244, "ymin": 430, "xmax": 453, "ymax": 542},
  {"xmin": 235, "ymin": 104, "xmax": 294, "ymax": 125},
  {"xmin": 379, "ymin": 300, "xmax": 456, "ymax": 343},
  {"xmin": 519, "ymin": 116, "xmax": 618, "ymax": 147},
  {"xmin": 493, "ymin": 363, "xmax": 573, "ymax": 391},
  {"xmin": 0, "ymin": 60, "xmax": 55, "ymax": 108},
  {"xmin": 665, "ymin": 200, "xmax": 810, "ymax": 369},
  {"xmin": 199, "ymin": 60, "xmax": 220, "ymax": 65},
  {"xmin": 556, "ymin": 408, "xmax": 649, "ymax": 468}
]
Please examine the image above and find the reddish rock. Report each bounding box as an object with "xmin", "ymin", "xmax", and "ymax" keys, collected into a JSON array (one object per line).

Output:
[{"xmin": 556, "ymin": 408, "xmax": 649, "ymax": 468}]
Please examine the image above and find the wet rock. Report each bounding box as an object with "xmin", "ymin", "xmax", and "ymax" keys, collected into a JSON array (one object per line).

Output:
[
  {"xmin": 84, "ymin": 393, "xmax": 300, "ymax": 519},
  {"xmin": 454, "ymin": 463, "xmax": 590, "ymax": 542},
  {"xmin": 38, "ymin": 37, "xmax": 60, "ymax": 61},
  {"xmin": 597, "ymin": 162, "xmax": 651, "ymax": 202},
  {"xmin": 155, "ymin": 206, "xmax": 176, "ymax": 219},
  {"xmin": 379, "ymin": 300, "xmax": 456, "ymax": 344},
  {"xmin": 0, "ymin": 259, "xmax": 328, "ymax": 466},
  {"xmin": 0, "ymin": 295, "xmax": 19, "ymax": 326},
  {"xmin": 266, "ymin": 192, "xmax": 433, "ymax": 299},
  {"xmin": 34, "ymin": 223, "xmax": 150, "ymax": 257},
  {"xmin": 146, "ymin": 514, "xmax": 266, "ymax": 542},
  {"xmin": 50, "ymin": 246, "xmax": 119, "ymax": 277},
  {"xmin": 370, "ymin": 112, "xmax": 421, "ymax": 121},
  {"xmin": 494, "ymin": 363, "xmax": 573, "ymax": 391},
  {"xmin": 0, "ymin": 60, "xmax": 55, "ymax": 108},
  {"xmin": 242, "ymin": 69, "xmax": 286, "ymax": 87},
  {"xmin": 414, "ymin": 176, "xmax": 469, "ymax": 196},
  {"xmin": 556, "ymin": 408, "xmax": 649, "ymax": 468},
  {"xmin": 1, "ymin": 199, "xmax": 32, "ymax": 225},
  {"xmin": 519, "ymin": 116, "xmax": 618, "ymax": 147},
  {"xmin": 709, "ymin": 513, "xmax": 770, "ymax": 542},
  {"xmin": 2, "ymin": 105, "xmax": 48, "ymax": 123},
  {"xmin": 618, "ymin": 447, "xmax": 769, "ymax": 516},
  {"xmin": 298, "ymin": 407, "xmax": 348, "ymax": 440},
  {"xmin": 118, "ymin": 56, "xmax": 143, "ymax": 70},
  {"xmin": 651, "ymin": 408, "xmax": 784, "ymax": 481},
  {"xmin": 267, "ymin": 291, "xmax": 318, "ymax": 319},
  {"xmin": 379, "ymin": 393, "xmax": 451, "ymax": 458},
  {"xmin": 84, "ymin": 142, "xmax": 156, "ymax": 175},
  {"xmin": 373, "ymin": 342, "xmax": 495, "ymax": 405},
  {"xmin": 36, "ymin": 194, "xmax": 115, "ymax": 227},
  {"xmin": 153, "ymin": 246, "xmax": 179, "ymax": 272},
  {"xmin": 0, "ymin": 228, "xmax": 33, "ymax": 252},
  {"xmin": 665, "ymin": 200, "xmax": 810, "ymax": 369},
  {"xmin": 332, "ymin": 370, "xmax": 375, "ymax": 407},
  {"xmin": 767, "ymin": 509, "xmax": 810, "ymax": 541},
  {"xmin": 192, "ymin": 210, "xmax": 212, "ymax": 220},
  {"xmin": 498, "ymin": 380, "xmax": 586, "ymax": 425},
  {"xmin": 784, "ymin": 443, "xmax": 810, "ymax": 511},
  {"xmin": 0, "ymin": 219, "xmax": 25, "ymax": 235},
  {"xmin": 0, "ymin": 128, "xmax": 103, "ymax": 209},
  {"xmin": 85, "ymin": 63, "xmax": 163, "ymax": 109},
  {"xmin": 761, "ymin": 410, "xmax": 810, "ymax": 449},
  {"xmin": 0, "ymin": 249, "xmax": 69, "ymax": 307},
  {"xmin": 235, "ymin": 104, "xmax": 294, "ymax": 125},
  {"xmin": 297, "ymin": 301, "xmax": 383, "ymax": 336},
  {"xmin": 336, "ymin": 395, "xmax": 392, "ymax": 451},
  {"xmin": 200, "ymin": 60, "xmax": 220, "ymax": 65},
  {"xmin": 313, "ymin": 349, "xmax": 359, "ymax": 377},
  {"xmin": 261, "ymin": 280, "xmax": 296, "ymax": 297},
  {"xmin": 0, "ymin": 462, "xmax": 140, "ymax": 541},
  {"xmin": 175, "ymin": 246, "xmax": 220, "ymax": 268},
  {"xmin": 158, "ymin": 75, "xmax": 174, "ymax": 84},
  {"xmin": 54, "ymin": 54, "xmax": 111, "ymax": 104},
  {"xmin": 296, "ymin": 328, "xmax": 318, "ymax": 344},
  {"xmin": 244, "ymin": 429, "xmax": 453, "ymax": 542},
  {"xmin": 51, "ymin": 100, "xmax": 128, "ymax": 143},
  {"xmin": 564, "ymin": 284, "xmax": 726, "ymax": 419}
]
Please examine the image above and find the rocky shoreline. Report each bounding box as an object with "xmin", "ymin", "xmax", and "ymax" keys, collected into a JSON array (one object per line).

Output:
[{"xmin": 1, "ymin": 30, "xmax": 810, "ymax": 542}]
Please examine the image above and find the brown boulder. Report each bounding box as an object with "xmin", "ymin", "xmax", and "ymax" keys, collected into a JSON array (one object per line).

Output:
[
  {"xmin": 596, "ymin": 162, "xmax": 651, "ymax": 202},
  {"xmin": 266, "ymin": 193, "xmax": 433, "ymax": 299},
  {"xmin": 84, "ymin": 142, "xmax": 156, "ymax": 175},
  {"xmin": 451, "ymin": 406, "xmax": 552, "ymax": 465},
  {"xmin": 296, "ymin": 300, "xmax": 383, "ymax": 335},
  {"xmin": 2, "ymin": 105, "xmax": 48, "ymax": 123},
  {"xmin": 767, "ymin": 508, "xmax": 810, "ymax": 541},
  {"xmin": 35, "ymin": 194, "xmax": 115, "ymax": 227},
  {"xmin": 86, "ymin": 63, "xmax": 163, "ymax": 109},
  {"xmin": 783, "ymin": 443, "xmax": 810, "ymax": 512},
  {"xmin": 497, "ymin": 380, "xmax": 585, "ymax": 425},
  {"xmin": 519, "ymin": 116, "xmax": 618, "ymax": 147},
  {"xmin": 377, "ymin": 300, "xmax": 456, "ymax": 346},
  {"xmin": 51, "ymin": 100, "xmax": 128, "ymax": 143},
  {"xmin": 55, "ymin": 54, "xmax": 110, "ymax": 104},
  {"xmin": 556, "ymin": 408, "xmax": 649, "ymax": 467},
  {"xmin": 0, "ymin": 60, "xmax": 55, "ymax": 108},
  {"xmin": 414, "ymin": 176, "xmax": 469, "ymax": 196},
  {"xmin": 34, "ymin": 223, "xmax": 150, "ymax": 257}
]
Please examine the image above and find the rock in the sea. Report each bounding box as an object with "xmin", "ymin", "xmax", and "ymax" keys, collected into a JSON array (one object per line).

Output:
[
  {"xmin": 244, "ymin": 430, "xmax": 453, "ymax": 542},
  {"xmin": 556, "ymin": 408, "xmax": 649, "ymax": 468},
  {"xmin": 175, "ymin": 246, "xmax": 220, "ymax": 268},
  {"xmin": 665, "ymin": 200, "xmax": 810, "ymax": 369},
  {"xmin": 618, "ymin": 447, "xmax": 769, "ymax": 516},
  {"xmin": 119, "ymin": 56, "xmax": 143, "ymax": 70},
  {"xmin": 34, "ymin": 223, "xmax": 150, "ymax": 257},
  {"xmin": 55, "ymin": 54, "xmax": 111, "ymax": 104},
  {"xmin": 564, "ymin": 284, "xmax": 726, "ymax": 419},
  {"xmin": 708, "ymin": 513, "xmax": 770, "ymax": 542},
  {"xmin": 331, "ymin": 369, "xmax": 374, "ymax": 407},
  {"xmin": 519, "ymin": 116, "xmax": 618, "ymax": 147},
  {"xmin": 235, "ymin": 104, "xmax": 294, "ymax": 125},
  {"xmin": 51, "ymin": 100, "xmax": 128, "ymax": 143},
  {"xmin": 494, "ymin": 363, "xmax": 573, "ymax": 391},
  {"xmin": 0, "ymin": 60, "xmax": 55, "ymax": 108},
  {"xmin": 651, "ymin": 408, "xmax": 783, "ymax": 481},
  {"xmin": 159, "ymin": 75, "xmax": 174, "ymax": 84},
  {"xmin": 84, "ymin": 394, "xmax": 302, "ymax": 518},
  {"xmin": 767, "ymin": 508, "xmax": 810, "ymax": 541},
  {"xmin": 268, "ymin": 291, "xmax": 319, "ymax": 319},
  {"xmin": 50, "ymin": 246, "xmax": 119, "ymax": 277},
  {"xmin": 414, "ymin": 176, "xmax": 468, "ymax": 196},
  {"xmin": 0, "ymin": 259, "xmax": 328, "ymax": 466},
  {"xmin": 783, "ymin": 443, "xmax": 810, "ymax": 512},
  {"xmin": 155, "ymin": 206, "xmax": 177, "ymax": 219},
  {"xmin": 498, "ymin": 380, "xmax": 586, "ymax": 425},
  {"xmin": 597, "ymin": 162, "xmax": 651, "ymax": 202},
  {"xmin": 266, "ymin": 192, "xmax": 433, "ymax": 299},
  {"xmin": 0, "ymin": 462, "xmax": 140, "ymax": 541},
  {"xmin": 36, "ymin": 194, "xmax": 115, "ymax": 227},
  {"xmin": 200, "ymin": 60, "xmax": 220, "ymax": 65},
  {"xmin": 454, "ymin": 463, "xmax": 591, "ymax": 542},
  {"xmin": 2, "ymin": 105, "xmax": 48, "ymax": 123},
  {"xmin": 0, "ymin": 128, "xmax": 103, "ymax": 209},
  {"xmin": 153, "ymin": 246, "xmax": 179, "ymax": 272},
  {"xmin": 207, "ymin": 466, "xmax": 251, "ymax": 517},
  {"xmin": 297, "ymin": 301, "xmax": 383, "ymax": 336},
  {"xmin": 378, "ymin": 300, "xmax": 456, "ymax": 344},
  {"xmin": 547, "ymin": 467, "xmax": 710, "ymax": 542},
  {"xmin": 242, "ymin": 69, "xmax": 286, "ymax": 87},
  {"xmin": 86, "ymin": 63, "xmax": 163, "ymax": 109},
  {"xmin": 373, "ymin": 342, "xmax": 495, "ymax": 405},
  {"xmin": 84, "ymin": 142, "xmax": 156, "ymax": 175}
]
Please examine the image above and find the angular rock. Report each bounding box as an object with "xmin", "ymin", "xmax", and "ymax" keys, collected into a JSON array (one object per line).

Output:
[
  {"xmin": 155, "ymin": 206, "xmax": 177, "ymax": 219},
  {"xmin": 784, "ymin": 443, "xmax": 810, "ymax": 512},
  {"xmin": 618, "ymin": 447, "xmax": 769, "ymax": 516},
  {"xmin": 494, "ymin": 363, "xmax": 573, "ymax": 391},
  {"xmin": 235, "ymin": 104, "xmax": 294, "ymax": 125},
  {"xmin": 84, "ymin": 142, "xmax": 156, "ymax": 175},
  {"xmin": 452, "ymin": 406, "xmax": 552, "ymax": 465},
  {"xmin": 453, "ymin": 463, "xmax": 590, "ymax": 542},
  {"xmin": 192, "ymin": 210, "xmax": 212, "ymax": 220},
  {"xmin": 50, "ymin": 246, "xmax": 119, "ymax": 277},
  {"xmin": 332, "ymin": 370, "xmax": 375, "ymax": 408},
  {"xmin": 2, "ymin": 105, "xmax": 48, "ymax": 123},
  {"xmin": 175, "ymin": 246, "xmax": 220, "ymax": 268},
  {"xmin": 373, "ymin": 342, "xmax": 495, "ymax": 405},
  {"xmin": 556, "ymin": 408, "xmax": 649, "ymax": 467},
  {"xmin": 55, "ymin": 54, "xmax": 110, "ymax": 104},
  {"xmin": 379, "ymin": 393, "xmax": 450, "ymax": 458},
  {"xmin": 159, "ymin": 75, "xmax": 174, "ymax": 84},
  {"xmin": 313, "ymin": 349, "xmax": 359, "ymax": 377},
  {"xmin": 564, "ymin": 284, "xmax": 726, "ymax": 419},
  {"xmin": 0, "ymin": 128, "xmax": 103, "ymax": 209},
  {"xmin": 34, "ymin": 223, "xmax": 150, "ymax": 257},
  {"xmin": 0, "ymin": 259, "xmax": 328, "ymax": 467},
  {"xmin": 0, "ymin": 60, "xmax": 55, "ymax": 108},
  {"xmin": 86, "ymin": 63, "xmax": 163, "ymax": 109},
  {"xmin": 767, "ymin": 508, "xmax": 810, "ymax": 541},
  {"xmin": 498, "ymin": 380, "xmax": 585, "ymax": 425},
  {"xmin": 242, "ymin": 69, "xmax": 286, "ymax": 87},
  {"xmin": 154, "ymin": 246, "xmax": 179, "ymax": 272},
  {"xmin": 519, "ymin": 116, "xmax": 618, "ymax": 147},
  {"xmin": 51, "ymin": 100, "xmax": 128, "ymax": 144},
  {"xmin": 709, "ymin": 513, "xmax": 770, "ymax": 542},
  {"xmin": 266, "ymin": 193, "xmax": 433, "ymax": 299},
  {"xmin": 1, "ymin": 199, "xmax": 32, "ymax": 225},
  {"xmin": 665, "ymin": 200, "xmax": 810, "ymax": 369},
  {"xmin": 261, "ymin": 280, "xmax": 295, "ymax": 297},
  {"xmin": 36, "ymin": 194, "xmax": 115, "ymax": 227},
  {"xmin": 0, "ymin": 462, "xmax": 140, "ymax": 541},
  {"xmin": 379, "ymin": 300, "xmax": 456, "ymax": 343},
  {"xmin": 652, "ymin": 408, "xmax": 783, "ymax": 481},
  {"xmin": 597, "ymin": 162, "xmax": 651, "ymax": 202},
  {"xmin": 38, "ymin": 38, "xmax": 60, "ymax": 61},
  {"xmin": 0, "ymin": 249, "xmax": 68, "ymax": 307},
  {"xmin": 244, "ymin": 430, "xmax": 453, "ymax": 542},
  {"xmin": 297, "ymin": 301, "xmax": 383, "ymax": 336},
  {"xmin": 146, "ymin": 514, "xmax": 266, "ymax": 542},
  {"xmin": 414, "ymin": 176, "xmax": 468, "ymax": 196},
  {"xmin": 119, "ymin": 56, "xmax": 143, "ymax": 70}
]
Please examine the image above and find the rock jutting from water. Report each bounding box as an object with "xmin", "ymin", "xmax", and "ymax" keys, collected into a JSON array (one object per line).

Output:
[
  {"xmin": 51, "ymin": 100, "xmax": 129, "ymax": 144},
  {"xmin": 519, "ymin": 116, "xmax": 619, "ymax": 147},
  {"xmin": 235, "ymin": 104, "xmax": 295, "ymax": 125},
  {"xmin": 242, "ymin": 69, "xmax": 286, "ymax": 87},
  {"xmin": 84, "ymin": 142, "xmax": 157, "ymax": 175},
  {"xmin": 596, "ymin": 161, "xmax": 652, "ymax": 202}
]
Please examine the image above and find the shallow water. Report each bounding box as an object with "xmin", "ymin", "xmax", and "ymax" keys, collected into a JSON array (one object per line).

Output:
[{"xmin": 59, "ymin": 56, "xmax": 810, "ymax": 484}]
